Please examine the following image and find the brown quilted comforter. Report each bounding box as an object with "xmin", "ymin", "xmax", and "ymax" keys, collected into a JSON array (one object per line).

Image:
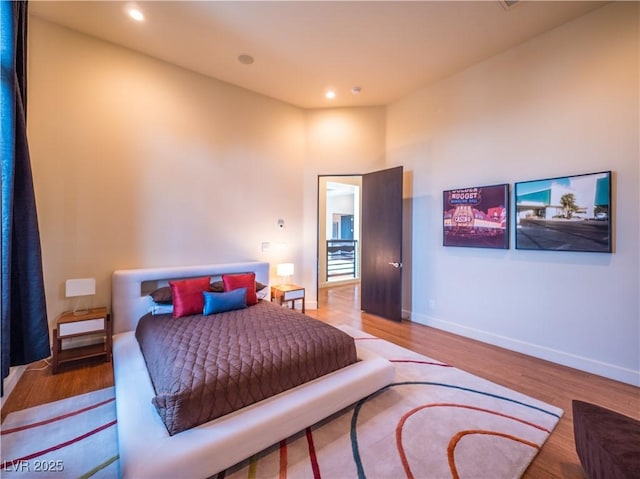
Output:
[{"xmin": 135, "ymin": 300, "xmax": 357, "ymax": 435}]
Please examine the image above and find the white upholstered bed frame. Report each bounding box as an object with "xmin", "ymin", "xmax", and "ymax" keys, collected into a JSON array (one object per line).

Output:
[{"xmin": 112, "ymin": 261, "xmax": 394, "ymax": 478}]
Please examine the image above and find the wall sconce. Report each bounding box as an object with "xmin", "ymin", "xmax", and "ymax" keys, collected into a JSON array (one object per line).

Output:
[
  {"xmin": 65, "ymin": 278, "xmax": 96, "ymax": 315},
  {"xmin": 276, "ymin": 263, "xmax": 294, "ymax": 285}
]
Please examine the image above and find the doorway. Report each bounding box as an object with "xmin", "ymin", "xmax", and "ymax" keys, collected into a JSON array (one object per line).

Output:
[
  {"xmin": 318, "ymin": 176, "xmax": 362, "ymax": 296},
  {"xmin": 317, "ymin": 167, "xmax": 403, "ymax": 320}
]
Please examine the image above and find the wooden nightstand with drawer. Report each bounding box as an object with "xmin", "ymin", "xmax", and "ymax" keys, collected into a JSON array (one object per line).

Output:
[
  {"xmin": 52, "ymin": 307, "xmax": 111, "ymax": 374},
  {"xmin": 271, "ymin": 285, "xmax": 305, "ymax": 313}
]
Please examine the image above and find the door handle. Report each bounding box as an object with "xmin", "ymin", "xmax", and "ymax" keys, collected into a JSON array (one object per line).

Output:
[{"xmin": 388, "ymin": 262, "xmax": 402, "ymax": 268}]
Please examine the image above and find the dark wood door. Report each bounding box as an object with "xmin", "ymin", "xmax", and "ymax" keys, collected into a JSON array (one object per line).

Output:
[{"xmin": 361, "ymin": 166, "xmax": 403, "ymax": 321}]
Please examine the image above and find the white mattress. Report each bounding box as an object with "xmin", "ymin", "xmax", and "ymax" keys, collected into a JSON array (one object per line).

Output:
[{"xmin": 113, "ymin": 328, "xmax": 394, "ymax": 478}]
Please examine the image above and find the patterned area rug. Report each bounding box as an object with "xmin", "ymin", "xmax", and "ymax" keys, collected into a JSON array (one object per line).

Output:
[
  {"xmin": 1, "ymin": 387, "xmax": 117, "ymax": 478},
  {"xmin": 222, "ymin": 326, "xmax": 563, "ymax": 478},
  {"xmin": 0, "ymin": 326, "xmax": 563, "ymax": 479}
]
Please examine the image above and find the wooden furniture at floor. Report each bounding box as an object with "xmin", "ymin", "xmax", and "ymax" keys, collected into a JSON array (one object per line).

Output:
[
  {"xmin": 271, "ymin": 284, "xmax": 305, "ymax": 313},
  {"xmin": 52, "ymin": 307, "xmax": 111, "ymax": 374},
  {"xmin": 573, "ymin": 400, "xmax": 640, "ymax": 478}
]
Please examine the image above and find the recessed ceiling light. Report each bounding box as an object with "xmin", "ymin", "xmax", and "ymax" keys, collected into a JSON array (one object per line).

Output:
[
  {"xmin": 238, "ymin": 54, "xmax": 255, "ymax": 65},
  {"xmin": 128, "ymin": 8, "xmax": 144, "ymax": 22},
  {"xmin": 325, "ymin": 90, "xmax": 336, "ymax": 100}
]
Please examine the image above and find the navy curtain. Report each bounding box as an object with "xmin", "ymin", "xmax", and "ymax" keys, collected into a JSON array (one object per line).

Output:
[{"xmin": 1, "ymin": 0, "xmax": 50, "ymax": 396}]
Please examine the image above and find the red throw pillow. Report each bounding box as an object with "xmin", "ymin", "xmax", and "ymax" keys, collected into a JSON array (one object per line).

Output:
[
  {"xmin": 222, "ymin": 273, "xmax": 257, "ymax": 305},
  {"xmin": 169, "ymin": 276, "xmax": 210, "ymax": 318}
]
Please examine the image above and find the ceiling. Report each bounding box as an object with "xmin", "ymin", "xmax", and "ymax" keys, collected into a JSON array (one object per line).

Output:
[{"xmin": 30, "ymin": 1, "xmax": 606, "ymax": 109}]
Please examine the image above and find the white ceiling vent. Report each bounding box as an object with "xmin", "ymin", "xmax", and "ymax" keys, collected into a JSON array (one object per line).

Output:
[{"xmin": 500, "ymin": 0, "xmax": 520, "ymax": 10}]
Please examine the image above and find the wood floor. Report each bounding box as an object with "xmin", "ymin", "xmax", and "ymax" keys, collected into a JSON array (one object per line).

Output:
[{"xmin": 3, "ymin": 283, "xmax": 639, "ymax": 478}]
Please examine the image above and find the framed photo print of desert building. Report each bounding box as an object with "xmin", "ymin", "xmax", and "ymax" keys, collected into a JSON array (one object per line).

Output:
[
  {"xmin": 443, "ymin": 184, "xmax": 509, "ymax": 249},
  {"xmin": 514, "ymin": 171, "xmax": 612, "ymax": 253}
]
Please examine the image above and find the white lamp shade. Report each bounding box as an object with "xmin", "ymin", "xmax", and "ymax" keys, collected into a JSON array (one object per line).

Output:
[
  {"xmin": 65, "ymin": 278, "xmax": 96, "ymax": 297},
  {"xmin": 276, "ymin": 263, "xmax": 294, "ymax": 277}
]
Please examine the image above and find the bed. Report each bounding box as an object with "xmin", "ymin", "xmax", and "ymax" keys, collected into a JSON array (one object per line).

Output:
[{"xmin": 112, "ymin": 261, "xmax": 394, "ymax": 478}]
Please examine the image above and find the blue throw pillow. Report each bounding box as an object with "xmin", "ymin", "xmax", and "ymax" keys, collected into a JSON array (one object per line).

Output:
[{"xmin": 202, "ymin": 288, "xmax": 247, "ymax": 315}]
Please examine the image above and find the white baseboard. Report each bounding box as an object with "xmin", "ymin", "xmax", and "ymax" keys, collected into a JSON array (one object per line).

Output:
[
  {"xmin": 1, "ymin": 365, "xmax": 27, "ymax": 408},
  {"xmin": 410, "ymin": 311, "xmax": 640, "ymax": 387}
]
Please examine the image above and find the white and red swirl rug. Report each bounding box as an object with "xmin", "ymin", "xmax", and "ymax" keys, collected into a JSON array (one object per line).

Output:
[
  {"xmin": 222, "ymin": 326, "xmax": 563, "ymax": 479},
  {"xmin": 1, "ymin": 326, "xmax": 562, "ymax": 479}
]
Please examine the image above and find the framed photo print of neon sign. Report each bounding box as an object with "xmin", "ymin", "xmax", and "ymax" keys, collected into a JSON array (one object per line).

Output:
[{"xmin": 443, "ymin": 183, "xmax": 509, "ymax": 249}]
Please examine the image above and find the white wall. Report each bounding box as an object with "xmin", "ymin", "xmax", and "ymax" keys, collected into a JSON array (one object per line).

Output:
[
  {"xmin": 26, "ymin": 4, "xmax": 638, "ymax": 386},
  {"xmin": 27, "ymin": 19, "xmax": 387, "ymax": 322},
  {"xmin": 28, "ymin": 18, "xmax": 306, "ymax": 320},
  {"xmin": 387, "ymin": 3, "xmax": 639, "ymax": 385},
  {"xmin": 303, "ymin": 108, "xmax": 387, "ymax": 307}
]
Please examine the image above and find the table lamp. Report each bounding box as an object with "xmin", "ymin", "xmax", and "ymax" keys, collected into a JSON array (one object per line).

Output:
[
  {"xmin": 276, "ymin": 263, "xmax": 294, "ymax": 285},
  {"xmin": 65, "ymin": 278, "xmax": 96, "ymax": 315}
]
